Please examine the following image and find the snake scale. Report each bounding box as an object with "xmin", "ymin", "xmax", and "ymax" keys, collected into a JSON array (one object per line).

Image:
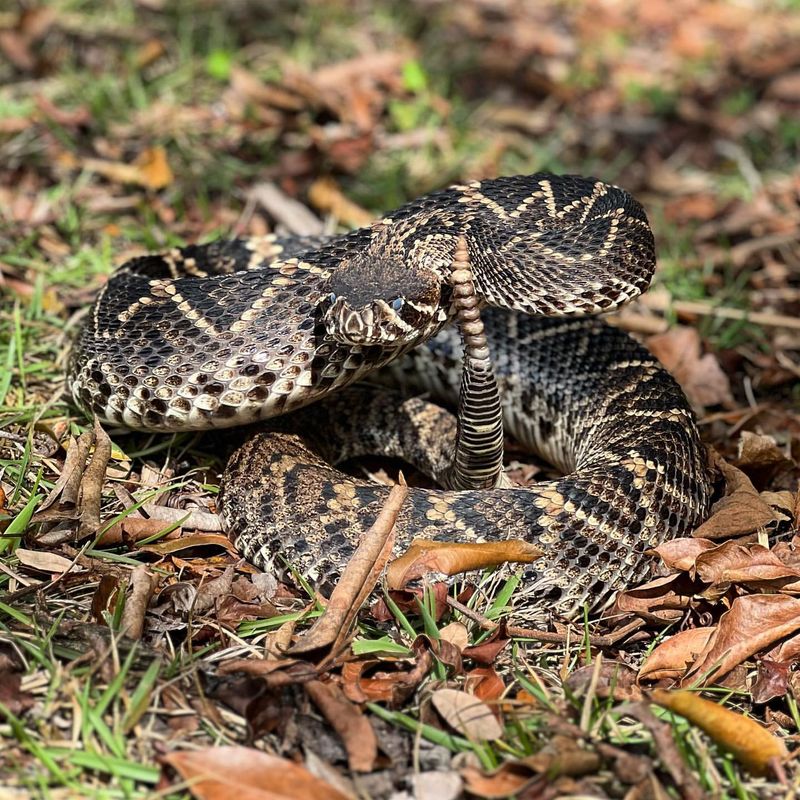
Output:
[{"xmin": 68, "ymin": 173, "xmax": 713, "ymax": 617}]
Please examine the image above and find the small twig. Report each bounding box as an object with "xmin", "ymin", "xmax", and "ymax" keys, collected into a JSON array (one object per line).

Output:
[
  {"xmin": 119, "ymin": 565, "xmax": 156, "ymax": 640},
  {"xmin": 641, "ymin": 294, "xmax": 800, "ymax": 331},
  {"xmin": 446, "ymin": 596, "xmax": 645, "ymax": 647}
]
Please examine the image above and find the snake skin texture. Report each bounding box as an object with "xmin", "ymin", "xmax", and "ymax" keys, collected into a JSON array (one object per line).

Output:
[
  {"xmin": 68, "ymin": 174, "xmax": 654, "ymax": 431},
  {"xmin": 222, "ymin": 312, "xmax": 713, "ymax": 617},
  {"xmin": 67, "ymin": 173, "xmax": 713, "ymax": 617}
]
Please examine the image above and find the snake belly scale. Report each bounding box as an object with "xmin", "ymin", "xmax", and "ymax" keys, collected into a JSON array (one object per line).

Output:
[{"xmin": 68, "ymin": 173, "xmax": 713, "ymax": 616}]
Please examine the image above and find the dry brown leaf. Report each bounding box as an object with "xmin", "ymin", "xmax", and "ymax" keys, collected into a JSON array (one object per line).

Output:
[
  {"xmin": 736, "ymin": 431, "xmax": 794, "ymax": 488},
  {"xmin": 430, "ymin": 688, "xmax": 503, "ymax": 741},
  {"xmin": 693, "ymin": 456, "xmax": 781, "ymax": 539},
  {"xmin": 97, "ymin": 516, "xmax": 181, "ymax": 546},
  {"xmin": 305, "ymin": 680, "xmax": 377, "ymax": 772},
  {"xmin": 693, "ymin": 540, "xmax": 800, "ymax": 586},
  {"xmin": 460, "ymin": 763, "xmax": 536, "ymax": 799},
  {"xmin": 134, "ymin": 39, "xmax": 166, "ymax": 69},
  {"xmin": 120, "ymin": 565, "xmax": 156, "ymax": 640},
  {"xmin": 163, "ymin": 746, "xmax": 351, "ymax": 800},
  {"xmin": 14, "ymin": 548, "xmax": 74, "ymax": 574},
  {"xmin": 82, "ymin": 146, "xmax": 173, "ymax": 190},
  {"xmin": 386, "ymin": 538, "xmax": 541, "ymax": 590},
  {"xmin": 613, "ymin": 573, "xmax": 695, "ymax": 622},
  {"xmin": 688, "ymin": 594, "xmax": 800, "ymax": 683},
  {"xmin": 751, "ymin": 659, "xmax": 792, "ymax": 704},
  {"xmin": 439, "ymin": 622, "xmax": 470, "ymax": 652},
  {"xmin": 523, "ymin": 734, "xmax": 602, "ymax": 777},
  {"xmin": 650, "ymin": 689, "xmax": 788, "ymax": 776},
  {"xmin": 308, "ymin": 178, "xmax": 374, "ymax": 227},
  {"xmin": 229, "ymin": 67, "xmax": 305, "ymax": 111},
  {"xmin": 650, "ymin": 538, "xmax": 716, "ymax": 571},
  {"xmin": 464, "ymin": 667, "xmax": 506, "ymax": 706},
  {"xmin": 566, "ymin": 661, "xmax": 642, "ymax": 702},
  {"xmin": 767, "ymin": 629, "xmax": 800, "ymax": 663},
  {"xmin": 647, "ymin": 326, "xmax": 734, "ymax": 409},
  {"xmin": 638, "ymin": 627, "xmax": 715, "ymax": 682},
  {"xmin": 341, "ymin": 651, "xmax": 432, "ymax": 707}
]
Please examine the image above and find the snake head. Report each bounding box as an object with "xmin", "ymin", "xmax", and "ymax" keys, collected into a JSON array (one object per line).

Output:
[{"xmin": 320, "ymin": 254, "xmax": 444, "ymax": 347}]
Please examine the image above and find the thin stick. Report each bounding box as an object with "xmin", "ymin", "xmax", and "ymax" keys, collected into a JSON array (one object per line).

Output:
[
  {"xmin": 445, "ymin": 596, "xmax": 644, "ymax": 647},
  {"xmin": 641, "ymin": 294, "xmax": 800, "ymax": 330}
]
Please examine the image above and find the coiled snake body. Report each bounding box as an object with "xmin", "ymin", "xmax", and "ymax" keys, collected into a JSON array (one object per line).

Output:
[{"xmin": 69, "ymin": 174, "xmax": 713, "ymax": 616}]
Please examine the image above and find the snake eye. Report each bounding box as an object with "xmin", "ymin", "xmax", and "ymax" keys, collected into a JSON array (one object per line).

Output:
[{"xmin": 390, "ymin": 297, "xmax": 405, "ymax": 312}]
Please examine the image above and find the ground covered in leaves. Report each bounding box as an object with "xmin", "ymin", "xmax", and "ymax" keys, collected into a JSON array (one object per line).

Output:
[{"xmin": 1, "ymin": 1, "xmax": 800, "ymax": 798}]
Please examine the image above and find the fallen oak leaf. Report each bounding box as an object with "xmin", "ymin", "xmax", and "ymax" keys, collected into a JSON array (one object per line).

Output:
[
  {"xmin": 137, "ymin": 533, "xmax": 238, "ymax": 556},
  {"xmin": 305, "ymin": 680, "xmax": 377, "ymax": 772},
  {"xmin": 638, "ymin": 627, "xmax": 715, "ymax": 682},
  {"xmin": 687, "ymin": 595, "xmax": 800, "ymax": 685},
  {"xmin": 439, "ymin": 621, "xmax": 469, "ymax": 652},
  {"xmin": 162, "ymin": 746, "xmax": 351, "ymax": 800},
  {"xmin": 566, "ymin": 660, "xmax": 641, "ymax": 702},
  {"xmin": 649, "ymin": 537, "xmax": 716, "ymax": 571},
  {"xmin": 430, "ymin": 687, "xmax": 503, "ymax": 741},
  {"xmin": 751, "ymin": 659, "xmax": 792, "ymax": 704},
  {"xmin": 460, "ymin": 762, "xmax": 539, "ymax": 799},
  {"xmin": 650, "ymin": 689, "xmax": 789, "ymax": 777},
  {"xmin": 370, "ymin": 582, "xmax": 450, "ymax": 623},
  {"xmin": 693, "ymin": 455, "xmax": 781, "ymax": 539},
  {"xmin": 647, "ymin": 326, "xmax": 734, "ymax": 409},
  {"xmin": 464, "ymin": 667, "xmax": 506, "ymax": 708},
  {"xmin": 693, "ymin": 540, "xmax": 800, "ymax": 587},
  {"xmin": 523, "ymin": 733, "xmax": 602, "ymax": 778},
  {"xmin": 386, "ymin": 538, "xmax": 541, "ymax": 590},
  {"xmin": 612, "ymin": 573, "xmax": 698, "ymax": 622},
  {"xmin": 341, "ymin": 648, "xmax": 432, "ymax": 707},
  {"xmin": 14, "ymin": 548, "xmax": 75, "ymax": 574},
  {"xmin": 97, "ymin": 516, "xmax": 183, "ymax": 546},
  {"xmin": 736, "ymin": 431, "xmax": 794, "ymax": 489}
]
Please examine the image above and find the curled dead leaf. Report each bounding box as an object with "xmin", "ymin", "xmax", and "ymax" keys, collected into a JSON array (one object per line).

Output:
[
  {"xmin": 430, "ymin": 687, "xmax": 503, "ymax": 741},
  {"xmin": 647, "ymin": 326, "xmax": 734, "ymax": 409},
  {"xmin": 386, "ymin": 538, "xmax": 541, "ymax": 590},
  {"xmin": 305, "ymin": 680, "xmax": 377, "ymax": 773},
  {"xmin": 693, "ymin": 455, "xmax": 782, "ymax": 539},
  {"xmin": 751, "ymin": 659, "xmax": 792, "ymax": 704},
  {"xmin": 638, "ymin": 627, "xmax": 715, "ymax": 682},
  {"xmin": 688, "ymin": 594, "xmax": 800, "ymax": 684},
  {"xmin": 460, "ymin": 762, "xmax": 538, "ymax": 799},
  {"xmin": 693, "ymin": 540, "xmax": 800, "ymax": 587},
  {"xmin": 736, "ymin": 431, "xmax": 794, "ymax": 489},
  {"xmin": 650, "ymin": 689, "xmax": 788, "ymax": 777},
  {"xmin": 163, "ymin": 746, "xmax": 351, "ymax": 799},
  {"xmin": 650, "ymin": 538, "xmax": 716, "ymax": 571}
]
